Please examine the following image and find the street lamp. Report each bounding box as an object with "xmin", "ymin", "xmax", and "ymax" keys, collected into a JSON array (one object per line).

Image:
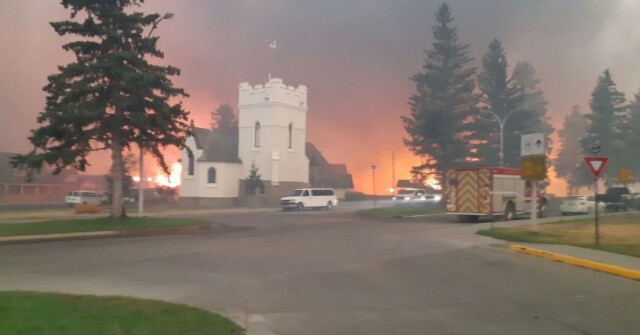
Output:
[
  {"xmin": 371, "ymin": 164, "xmax": 377, "ymax": 209},
  {"xmin": 138, "ymin": 12, "xmax": 174, "ymax": 217},
  {"xmin": 480, "ymin": 106, "xmax": 527, "ymax": 167}
]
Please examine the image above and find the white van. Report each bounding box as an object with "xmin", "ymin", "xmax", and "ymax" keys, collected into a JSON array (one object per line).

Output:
[
  {"xmin": 281, "ymin": 188, "xmax": 338, "ymax": 211},
  {"xmin": 65, "ymin": 190, "xmax": 103, "ymax": 205}
]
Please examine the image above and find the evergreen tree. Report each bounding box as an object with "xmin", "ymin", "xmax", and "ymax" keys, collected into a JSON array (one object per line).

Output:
[
  {"xmin": 244, "ymin": 163, "xmax": 265, "ymax": 195},
  {"xmin": 623, "ymin": 91, "xmax": 640, "ymax": 176},
  {"xmin": 475, "ymin": 41, "xmax": 553, "ymax": 169},
  {"xmin": 474, "ymin": 39, "xmax": 519, "ymax": 167},
  {"xmin": 581, "ymin": 69, "xmax": 626, "ymax": 177},
  {"xmin": 11, "ymin": 0, "xmax": 189, "ymax": 218},
  {"xmin": 210, "ymin": 103, "xmax": 238, "ymax": 133},
  {"xmin": 402, "ymin": 3, "xmax": 479, "ymax": 177},
  {"xmin": 509, "ymin": 61, "xmax": 555, "ymax": 164},
  {"xmin": 555, "ymin": 106, "xmax": 591, "ymax": 193}
]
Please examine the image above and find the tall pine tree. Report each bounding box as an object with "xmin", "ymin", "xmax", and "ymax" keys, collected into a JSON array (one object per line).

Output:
[
  {"xmin": 11, "ymin": 0, "xmax": 190, "ymax": 218},
  {"xmin": 474, "ymin": 39, "xmax": 519, "ymax": 167},
  {"xmin": 402, "ymin": 3, "xmax": 479, "ymax": 178},
  {"xmin": 623, "ymin": 90, "xmax": 640, "ymax": 176},
  {"xmin": 474, "ymin": 41, "xmax": 552, "ymax": 168},
  {"xmin": 555, "ymin": 106, "xmax": 591, "ymax": 193},
  {"xmin": 581, "ymin": 69, "xmax": 626, "ymax": 178},
  {"xmin": 509, "ymin": 61, "xmax": 554, "ymax": 163}
]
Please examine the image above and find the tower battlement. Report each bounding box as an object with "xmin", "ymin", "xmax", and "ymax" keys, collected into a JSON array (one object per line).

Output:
[{"xmin": 239, "ymin": 77, "xmax": 308, "ymax": 108}]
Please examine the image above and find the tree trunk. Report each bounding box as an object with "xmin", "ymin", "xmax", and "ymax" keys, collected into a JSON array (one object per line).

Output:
[{"xmin": 111, "ymin": 138, "xmax": 126, "ymax": 218}]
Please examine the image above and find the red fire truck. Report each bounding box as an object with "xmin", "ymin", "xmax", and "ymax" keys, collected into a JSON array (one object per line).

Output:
[{"xmin": 444, "ymin": 167, "xmax": 547, "ymax": 222}]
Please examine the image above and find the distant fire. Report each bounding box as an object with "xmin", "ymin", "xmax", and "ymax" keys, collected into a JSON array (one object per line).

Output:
[
  {"xmin": 132, "ymin": 162, "xmax": 181, "ymax": 188},
  {"xmin": 155, "ymin": 162, "xmax": 182, "ymax": 188},
  {"xmin": 426, "ymin": 177, "xmax": 442, "ymax": 191}
]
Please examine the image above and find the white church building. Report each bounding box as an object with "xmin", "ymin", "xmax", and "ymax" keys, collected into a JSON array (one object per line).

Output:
[{"xmin": 179, "ymin": 78, "xmax": 353, "ymax": 207}]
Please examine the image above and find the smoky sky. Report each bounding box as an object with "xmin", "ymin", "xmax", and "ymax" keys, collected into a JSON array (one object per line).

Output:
[{"xmin": 1, "ymin": 0, "xmax": 639, "ymax": 193}]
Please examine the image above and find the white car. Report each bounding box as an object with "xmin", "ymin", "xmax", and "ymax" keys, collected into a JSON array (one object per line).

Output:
[
  {"xmin": 560, "ymin": 195, "xmax": 605, "ymax": 215},
  {"xmin": 65, "ymin": 190, "xmax": 102, "ymax": 205},
  {"xmin": 281, "ymin": 188, "xmax": 338, "ymax": 211},
  {"xmin": 392, "ymin": 189, "xmax": 441, "ymax": 206}
]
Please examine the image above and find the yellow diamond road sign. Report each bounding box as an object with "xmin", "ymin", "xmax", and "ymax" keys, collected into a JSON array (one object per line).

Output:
[
  {"xmin": 618, "ymin": 169, "xmax": 633, "ymax": 181},
  {"xmin": 521, "ymin": 155, "xmax": 547, "ymax": 180}
]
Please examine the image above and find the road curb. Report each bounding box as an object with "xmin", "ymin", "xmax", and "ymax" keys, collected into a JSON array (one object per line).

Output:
[{"xmin": 508, "ymin": 244, "xmax": 640, "ymax": 281}]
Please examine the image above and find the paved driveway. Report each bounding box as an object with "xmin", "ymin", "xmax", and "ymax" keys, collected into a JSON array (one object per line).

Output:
[{"xmin": 1, "ymin": 209, "xmax": 638, "ymax": 334}]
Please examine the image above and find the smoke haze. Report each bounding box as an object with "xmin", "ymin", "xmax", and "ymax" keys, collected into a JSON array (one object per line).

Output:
[{"xmin": 2, "ymin": 0, "xmax": 639, "ymax": 194}]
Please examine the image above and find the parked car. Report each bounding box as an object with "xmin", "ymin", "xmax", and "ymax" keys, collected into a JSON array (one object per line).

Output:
[
  {"xmin": 392, "ymin": 189, "xmax": 441, "ymax": 207},
  {"xmin": 281, "ymin": 188, "xmax": 338, "ymax": 211},
  {"xmin": 560, "ymin": 195, "xmax": 605, "ymax": 215},
  {"xmin": 65, "ymin": 190, "xmax": 102, "ymax": 206},
  {"xmin": 597, "ymin": 186, "xmax": 630, "ymax": 212}
]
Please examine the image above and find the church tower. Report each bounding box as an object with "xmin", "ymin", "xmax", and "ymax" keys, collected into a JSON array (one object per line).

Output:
[{"xmin": 238, "ymin": 77, "xmax": 310, "ymax": 187}]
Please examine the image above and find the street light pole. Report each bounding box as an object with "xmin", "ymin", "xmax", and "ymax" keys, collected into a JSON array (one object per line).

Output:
[
  {"xmin": 138, "ymin": 12, "xmax": 174, "ymax": 218},
  {"xmin": 481, "ymin": 106, "xmax": 526, "ymax": 167},
  {"xmin": 371, "ymin": 164, "xmax": 377, "ymax": 209}
]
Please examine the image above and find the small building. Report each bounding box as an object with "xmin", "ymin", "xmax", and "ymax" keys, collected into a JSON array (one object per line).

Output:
[{"xmin": 0, "ymin": 151, "xmax": 76, "ymax": 204}]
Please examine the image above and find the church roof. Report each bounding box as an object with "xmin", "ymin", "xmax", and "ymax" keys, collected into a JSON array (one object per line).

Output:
[
  {"xmin": 306, "ymin": 142, "xmax": 329, "ymax": 166},
  {"xmin": 191, "ymin": 127, "xmax": 212, "ymax": 150},
  {"xmin": 305, "ymin": 144, "xmax": 354, "ymax": 189},
  {"xmin": 198, "ymin": 130, "xmax": 242, "ymax": 163}
]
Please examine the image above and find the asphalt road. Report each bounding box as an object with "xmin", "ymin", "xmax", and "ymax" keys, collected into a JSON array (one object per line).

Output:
[{"xmin": 0, "ymin": 205, "xmax": 638, "ymax": 335}]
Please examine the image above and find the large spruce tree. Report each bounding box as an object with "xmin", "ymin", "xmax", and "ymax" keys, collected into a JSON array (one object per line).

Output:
[
  {"xmin": 622, "ymin": 91, "xmax": 640, "ymax": 175},
  {"xmin": 509, "ymin": 61, "xmax": 555, "ymax": 162},
  {"xmin": 12, "ymin": 0, "xmax": 189, "ymax": 218},
  {"xmin": 474, "ymin": 39, "xmax": 518, "ymax": 167},
  {"xmin": 555, "ymin": 106, "xmax": 591, "ymax": 193},
  {"xmin": 581, "ymin": 69, "xmax": 626, "ymax": 177},
  {"xmin": 475, "ymin": 40, "xmax": 552, "ymax": 168},
  {"xmin": 402, "ymin": 3, "xmax": 479, "ymax": 178}
]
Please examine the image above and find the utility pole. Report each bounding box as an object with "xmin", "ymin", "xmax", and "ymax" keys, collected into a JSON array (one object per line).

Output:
[
  {"xmin": 138, "ymin": 12, "xmax": 174, "ymax": 217},
  {"xmin": 391, "ymin": 152, "xmax": 395, "ymax": 192},
  {"xmin": 371, "ymin": 164, "xmax": 377, "ymax": 209},
  {"xmin": 481, "ymin": 106, "xmax": 526, "ymax": 167}
]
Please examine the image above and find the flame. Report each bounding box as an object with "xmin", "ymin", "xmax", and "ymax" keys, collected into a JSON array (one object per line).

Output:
[{"xmin": 154, "ymin": 162, "xmax": 182, "ymax": 188}]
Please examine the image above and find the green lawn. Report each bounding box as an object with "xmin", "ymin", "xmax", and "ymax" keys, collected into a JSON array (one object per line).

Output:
[
  {"xmin": 0, "ymin": 291, "xmax": 243, "ymax": 335},
  {"xmin": 0, "ymin": 217, "xmax": 212, "ymax": 237},
  {"xmin": 358, "ymin": 205, "xmax": 443, "ymax": 218},
  {"xmin": 477, "ymin": 215, "xmax": 640, "ymax": 257}
]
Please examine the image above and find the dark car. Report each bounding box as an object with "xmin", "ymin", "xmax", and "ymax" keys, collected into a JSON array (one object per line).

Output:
[{"xmin": 597, "ymin": 186, "xmax": 630, "ymax": 212}]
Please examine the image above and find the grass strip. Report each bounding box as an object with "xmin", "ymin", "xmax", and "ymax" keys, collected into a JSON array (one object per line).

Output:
[
  {"xmin": 0, "ymin": 291, "xmax": 243, "ymax": 335},
  {"xmin": 478, "ymin": 215, "xmax": 640, "ymax": 257}
]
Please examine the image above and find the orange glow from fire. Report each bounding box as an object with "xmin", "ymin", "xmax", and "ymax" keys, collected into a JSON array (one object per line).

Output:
[{"xmin": 154, "ymin": 162, "xmax": 182, "ymax": 188}]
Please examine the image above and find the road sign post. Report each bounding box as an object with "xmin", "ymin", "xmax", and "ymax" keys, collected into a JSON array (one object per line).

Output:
[
  {"xmin": 521, "ymin": 133, "xmax": 547, "ymax": 229},
  {"xmin": 584, "ymin": 156, "xmax": 608, "ymax": 245}
]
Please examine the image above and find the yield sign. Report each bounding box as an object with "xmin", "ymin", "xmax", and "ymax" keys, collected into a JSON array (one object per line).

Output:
[{"xmin": 584, "ymin": 156, "xmax": 608, "ymax": 178}]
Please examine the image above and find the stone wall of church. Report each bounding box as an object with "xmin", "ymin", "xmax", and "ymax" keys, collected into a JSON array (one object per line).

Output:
[{"xmin": 238, "ymin": 180, "xmax": 310, "ymax": 207}]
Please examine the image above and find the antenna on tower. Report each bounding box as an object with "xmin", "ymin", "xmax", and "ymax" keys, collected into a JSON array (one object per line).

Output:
[{"xmin": 268, "ymin": 73, "xmax": 271, "ymax": 80}]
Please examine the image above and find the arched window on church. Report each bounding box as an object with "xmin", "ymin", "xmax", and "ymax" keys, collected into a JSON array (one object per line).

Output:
[
  {"xmin": 207, "ymin": 167, "xmax": 216, "ymax": 184},
  {"xmin": 254, "ymin": 122, "xmax": 261, "ymax": 147},
  {"xmin": 187, "ymin": 151, "xmax": 194, "ymax": 176},
  {"xmin": 288, "ymin": 122, "xmax": 293, "ymax": 149}
]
